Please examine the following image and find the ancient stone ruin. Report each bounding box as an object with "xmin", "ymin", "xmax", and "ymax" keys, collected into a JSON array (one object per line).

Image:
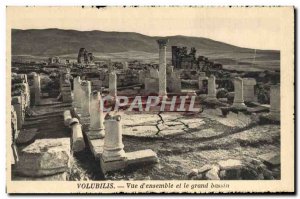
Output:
[
  {"xmin": 77, "ymin": 48, "xmax": 94, "ymax": 65},
  {"xmin": 10, "ymin": 37, "xmax": 281, "ymax": 181}
]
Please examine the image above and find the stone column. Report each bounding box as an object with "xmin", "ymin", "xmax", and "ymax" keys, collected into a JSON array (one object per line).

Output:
[
  {"xmin": 243, "ymin": 78, "xmax": 257, "ymax": 102},
  {"xmin": 69, "ymin": 118, "xmax": 85, "ymax": 152},
  {"xmin": 102, "ymin": 115, "xmax": 125, "ymax": 162},
  {"xmin": 73, "ymin": 76, "xmax": 81, "ymax": 108},
  {"xmin": 33, "ymin": 73, "xmax": 41, "ymax": 105},
  {"xmin": 157, "ymin": 39, "xmax": 169, "ymax": 97},
  {"xmin": 109, "ymin": 72, "xmax": 117, "ymax": 97},
  {"xmin": 107, "ymin": 60, "xmax": 113, "ymax": 73},
  {"xmin": 270, "ymin": 84, "xmax": 280, "ymax": 120},
  {"xmin": 199, "ymin": 74, "xmax": 208, "ymax": 91},
  {"xmin": 80, "ymin": 81, "xmax": 91, "ymax": 117},
  {"xmin": 207, "ymin": 75, "xmax": 217, "ymax": 100},
  {"xmin": 232, "ymin": 77, "xmax": 247, "ymax": 109},
  {"xmin": 12, "ymin": 96, "xmax": 22, "ymax": 130},
  {"xmin": 89, "ymin": 91, "xmax": 105, "ymax": 138},
  {"xmin": 123, "ymin": 61, "xmax": 128, "ymax": 70},
  {"xmin": 60, "ymin": 72, "xmax": 72, "ymax": 103}
]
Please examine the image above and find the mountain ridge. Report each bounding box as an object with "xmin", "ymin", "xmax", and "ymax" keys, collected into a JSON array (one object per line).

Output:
[{"xmin": 11, "ymin": 28, "xmax": 279, "ymax": 57}]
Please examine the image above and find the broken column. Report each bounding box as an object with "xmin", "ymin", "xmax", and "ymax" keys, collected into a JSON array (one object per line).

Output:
[
  {"xmin": 157, "ymin": 39, "xmax": 169, "ymax": 97},
  {"xmin": 243, "ymin": 78, "xmax": 257, "ymax": 102},
  {"xmin": 107, "ymin": 60, "xmax": 113, "ymax": 73},
  {"xmin": 69, "ymin": 118, "xmax": 85, "ymax": 152},
  {"xmin": 88, "ymin": 91, "xmax": 105, "ymax": 139},
  {"xmin": 100, "ymin": 115, "xmax": 126, "ymax": 172},
  {"xmin": 109, "ymin": 72, "xmax": 117, "ymax": 97},
  {"xmin": 60, "ymin": 70, "xmax": 72, "ymax": 103},
  {"xmin": 232, "ymin": 77, "xmax": 247, "ymax": 109},
  {"xmin": 123, "ymin": 61, "xmax": 128, "ymax": 70},
  {"xmin": 33, "ymin": 73, "xmax": 41, "ymax": 105},
  {"xmin": 100, "ymin": 114, "xmax": 159, "ymax": 173},
  {"xmin": 169, "ymin": 71, "xmax": 181, "ymax": 93},
  {"xmin": 73, "ymin": 76, "xmax": 82, "ymax": 108},
  {"xmin": 150, "ymin": 68, "xmax": 159, "ymax": 79},
  {"xmin": 270, "ymin": 84, "xmax": 280, "ymax": 121},
  {"xmin": 63, "ymin": 110, "xmax": 72, "ymax": 127},
  {"xmin": 206, "ymin": 75, "xmax": 217, "ymax": 101},
  {"xmin": 80, "ymin": 81, "xmax": 91, "ymax": 117},
  {"xmin": 198, "ymin": 72, "xmax": 208, "ymax": 92}
]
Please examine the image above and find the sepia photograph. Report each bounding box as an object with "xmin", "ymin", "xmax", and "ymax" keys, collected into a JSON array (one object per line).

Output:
[{"xmin": 6, "ymin": 6, "xmax": 294, "ymax": 193}]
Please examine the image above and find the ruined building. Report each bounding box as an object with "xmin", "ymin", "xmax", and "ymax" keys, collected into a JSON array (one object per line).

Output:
[
  {"xmin": 48, "ymin": 56, "xmax": 60, "ymax": 65},
  {"xmin": 77, "ymin": 48, "xmax": 94, "ymax": 65},
  {"xmin": 171, "ymin": 46, "xmax": 222, "ymax": 71}
]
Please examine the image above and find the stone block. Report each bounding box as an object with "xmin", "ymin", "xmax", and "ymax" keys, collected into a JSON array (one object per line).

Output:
[
  {"xmin": 70, "ymin": 118, "xmax": 85, "ymax": 152},
  {"xmin": 100, "ymin": 158, "xmax": 127, "ymax": 173},
  {"xmin": 15, "ymin": 138, "xmax": 70, "ymax": 177},
  {"xmin": 198, "ymin": 164, "xmax": 212, "ymax": 173},
  {"xmin": 87, "ymin": 139, "xmax": 104, "ymax": 159},
  {"xmin": 16, "ymin": 128, "xmax": 38, "ymax": 145},
  {"xmin": 258, "ymin": 152, "xmax": 280, "ymax": 167},
  {"xmin": 205, "ymin": 166, "xmax": 220, "ymax": 180},
  {"xmin": 63, "ymin": 110, "xmax": 72, "ymax": 126},
  {"xmin": 126, "ymin": 149, "xmax": 159, "ymax": 166},
  {"xmin": 218, "ymin": 159, "xmax": 243, "ymax": 170},
  {"xmin": 144, "ymin": 77, "xmax": 159, "ymax": 95}
]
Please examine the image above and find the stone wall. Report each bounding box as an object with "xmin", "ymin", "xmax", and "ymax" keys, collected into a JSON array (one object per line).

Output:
[{"xmin": 11, "ymin": 73, "xmax": 31, "ymax": 141}]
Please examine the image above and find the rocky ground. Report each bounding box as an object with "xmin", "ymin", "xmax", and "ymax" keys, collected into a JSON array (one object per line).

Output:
[
  {"xmin": 103, "ymin": 108, "xmax": 280, "ymax": 180},
  {"xmin": 12, "ymin": 99, "xmax": 280, "ymax": 181}
]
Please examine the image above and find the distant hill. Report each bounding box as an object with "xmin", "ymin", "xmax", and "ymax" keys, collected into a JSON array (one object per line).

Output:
[
  {"xmin": 12, "ymin": 28, "xmax": 274, "ymax": 55},
  {"xmin": 11, "ymin": 28, "xmax": 280, "ymax": 71}
]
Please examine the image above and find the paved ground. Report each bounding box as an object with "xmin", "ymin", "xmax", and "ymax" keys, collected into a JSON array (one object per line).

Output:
[{"xmin": 104, "ymin": 109, "xmax": 280, "ymax": 180}]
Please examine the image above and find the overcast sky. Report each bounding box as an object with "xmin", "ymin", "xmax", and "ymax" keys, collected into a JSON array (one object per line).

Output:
[{"xmin": 7, "ymin": 7, "xmax": 289, "ymax": 50}]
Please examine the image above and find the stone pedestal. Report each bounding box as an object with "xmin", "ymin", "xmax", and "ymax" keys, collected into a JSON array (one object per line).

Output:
[
  {"xmin": 33, "ymin": 74, "xmax": 41, "ymax": 105},
  {"xmin": 243, "ymin": 78, "xmax": 257, "ymax": 102},
  {"xmin": 232, "ymin": 77, "xmax": 247, "ymax": 109},
  {"xmin": 270, "ymin": 84, "xmax": 280, "ymax": 121},
  {"xmin": 73, "ymin": 76, "xmax": 81, "ymax": 108},
  {"xmin": 157, "ymin": 39, "xmax": 169, "ymax": 97},
  {"xmin": 109, "ymin": 72, "xmax": 117, "ymax": 97},
  {"xmin": 69, "ymin": 118, "xmax": 85, "ymax": 152},
  {"xmin": 206, "ymin": 75, "xmax": 217, "ymax": 101},
  {"xmin": 80, "ymin": 81, "xmax": 91, "ymax": 117},
  {"xmin": 88, "ymin": 91, "xmax": 105, "ymax": 139}
]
